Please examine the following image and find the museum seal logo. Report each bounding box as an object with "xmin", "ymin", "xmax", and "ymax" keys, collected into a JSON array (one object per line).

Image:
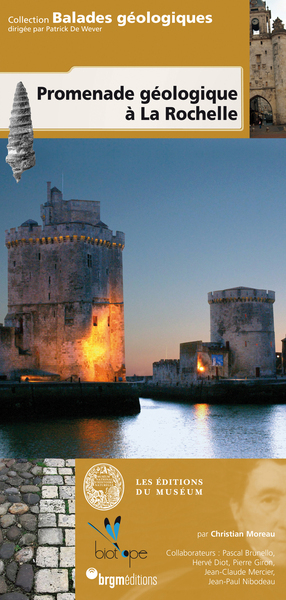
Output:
[{"xmin": 83, "ymin": 463, "xmax": 124, "ymax": 511}]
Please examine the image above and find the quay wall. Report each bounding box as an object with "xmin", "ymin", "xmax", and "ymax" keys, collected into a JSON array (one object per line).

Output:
[
  {"xmin": 137, "ymin": 380, "xmax": 286, "ymax": 404},
  {"xmin": 0, "ymin": 382, "xmax": 140, "ymax": 419}
]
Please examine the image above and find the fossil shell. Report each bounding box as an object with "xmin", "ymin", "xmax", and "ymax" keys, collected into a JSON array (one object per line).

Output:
[{"xmin": 6, "ymin": 81, "xmax": 36, "ymax": 183}]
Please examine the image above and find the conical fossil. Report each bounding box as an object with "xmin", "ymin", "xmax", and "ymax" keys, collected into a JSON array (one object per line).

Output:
[{"xmin": 6, "ymin": 81, "xmax": 36, "ymax": 183}]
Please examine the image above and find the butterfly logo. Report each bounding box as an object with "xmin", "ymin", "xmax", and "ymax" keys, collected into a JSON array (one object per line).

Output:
[{"xmin": 88, "ymin": 516, "xmax": 121, "ymax": 550}]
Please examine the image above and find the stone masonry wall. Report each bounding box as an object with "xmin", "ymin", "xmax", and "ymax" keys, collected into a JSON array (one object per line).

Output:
[
  {"xmin": 153, "ymin": 360, "xmax": 180, "ymax": 385},
  {"xmin": 0, "ymin": 458, "xmax": 75, "ymax": 600},
  {"xmin": 272, "ymin": 31, "xmax": 286, "ymax": 123},
  {"xmin": 250, "ymin": 37, "xmax": 276, "ymax": 110}
]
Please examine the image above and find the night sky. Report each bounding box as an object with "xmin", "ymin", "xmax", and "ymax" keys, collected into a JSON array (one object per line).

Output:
[{"xmin": 0, "ymin": 138, "xmax": 285, "ymax": 375}]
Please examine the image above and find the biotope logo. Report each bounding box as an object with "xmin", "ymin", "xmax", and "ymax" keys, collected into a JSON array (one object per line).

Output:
[
  {"xmin": 87, "ymin": 517, "xmax": 157, "ymax": 588},
  {"xmin": 88, "ymin": 515, "xmax": 149, "ymax": 568}
]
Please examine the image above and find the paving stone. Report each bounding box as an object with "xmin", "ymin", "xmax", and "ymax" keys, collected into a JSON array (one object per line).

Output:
[
  {"xmin": 0, "ymin": 494, "xmax": 6, "ymax": 503},
  {"xmin": 57, "ymin": 595, "xmax": 75, "ymax": 600},
  {"xmin": 42, "ymin": 486, "xmax": 58, "ymax": 499},
  {"xmin": 20, "ymin": 472, "xmax": 33, "ymax": 480},
  {"xmin": 58, "ymin": 515, "xmax": 75, "ymax": 528},
  {"xmin": 35, "ymin": 569, "xmax": 69, "ymax": 593},
  {"xmin": 34, "ymin": 596, "xmax": 54, "ymax": 600},
  {"xmin": 7, "ymin": 495, "xmax": 21, "ymax": 504},
  {"xmin": 33, "ymin": 476, "xmax": 42, "ymax": 485},
  {"xmin": 6, "ymin": 561, "xmax": 18, "ymax": 583},
  {"xmin": 38, "ymin": 528, "xmax": 63, "ymax": 545},
  {"xmin": 0, "ymin": 502, "xmax": 11, "ymax": 515},
  {"xmin": 5, "ymin": 460, "xmax": 16, "ymax": 468},
  {"xmin": 0, "ymin": 529, "xmax": 3, "ymax": 544},
  {"xmin": 9, "ymin": 503, "xmax": 29, "ymax": 515},
  {"xmin": 38, "ymin": 513, "xmax": 57, "ymax": 527},
  {"xmin": 31, "ymin": 466, "xmax": 43, "ymax": 476},
  {"xmin": 1, "ymin": 513, "xmax": 16, "ymax": 527},
  {"xmin": 43, "ymin": 468, "xmax": 58, "ymax": 475},
  {"xmin": 36, "ymin": 547, "xmax": 59, "ymax": 567},
  {"xmin": 0, "ymin": 483, "xmax": 9, "ymax": 491},
  {"xmin": 22, "ymin": 493, "xmax": 40, "ymax": 505},
  {"xmin": 0, "ymin": 592, "xmax": 28, "ymax": 600},
  {"xmin": 6, "ymin": 526, "xmax": 22, "ymax": 541},
  {"xmin": 20, "ymin": 485, "xmax": 40, "ymax": 493},
  {"xmin": 6, "ymin": 477, "xmax": 24, "ymax": 487},
  {"xmin": 7, "ymin": 471, "xmax": 17, "ymax": 477},
  {"xmin": 0, "ymin": 576, "xmax": 8, "ymax": 594},
  {"xmin": 71, "ymin": 568, "xmax": 75, "ymax": 589},
  {"xmin": 44, "ymin": 459, "xmax": 65, "ymax": 468},
  {"xmin": 19, "ymin": 513, "xmax": 37, "ymax": 531},
  {"xmin": 42, "ymin": 476, "xmax": 64, "ymax": 486},
  {"xmin": 0, "ymin": 559, "xmax": 4, "ymax": 575},
  {"xmin": 65, "ymin": 460, "xmax": 75, "ymax": 467},
  {"xmin": 15, "ymin": 564, "xmax": 34, "ymax": 592},
  {"xmin": 14, "ymin": 463, "xmax": 32, "ymax": 472},
  {"xmin": 0, "ymin": 542, "xmax": 15, "ymax": 559},
  {"xmin": 59, "ymin": 486, "xmax": 74, "ymax": 500},
  {"xmin": 0, "ymin": 468, "xmax": 10, "ymax": 476},
  {"xmin": 0, "ymin": 475, "xmax": 8, "ymax": 482},
  {"xmin": 19, "ymin": 533, "xmax": 36, "ymax": 546},
  {"xmin": 30, "ymin": 504, "xmax": 39, "ymax": 514},
  {"xmin": 58, "ymin": 469, "xmax": 72, "ymax": 475},
  {"xmin": 64, "ymin": 476, "xmax": 75, "ymax": 486},
  {"xmin": 40, "ymin": 499, "xmax": 65, "ymax": 513},
  {"xmin": 15, "ymin": 547, "xmax": 34, "ymax": 563},
  {"xmin": 59, "ymin": 547, "xmax": 75, "ymax": 567},
  {"xmin": 65, "ymin": 529, "xmax": 75, "ymax": 546},
  {"xmin": 68, "ymin": 500, "xmax": 75, "ymax": 514},
  {"xmin": 4, "ymin": 488, "xmax": 19, "ymax": 494}
]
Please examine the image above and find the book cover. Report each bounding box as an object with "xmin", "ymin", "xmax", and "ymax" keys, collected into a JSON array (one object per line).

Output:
[{"xmin": 0, "ymin": 1, "xmax": 285, "ymax": 599}]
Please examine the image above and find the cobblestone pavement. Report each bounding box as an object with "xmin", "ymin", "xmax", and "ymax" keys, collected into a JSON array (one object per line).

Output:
[
  {"xmin": 250, "ymin": 124, "xmax": 286, "ymax": 137},
  {"xmin": 0, "ymin": 459, "xmax": 75, "ymax": 600}
]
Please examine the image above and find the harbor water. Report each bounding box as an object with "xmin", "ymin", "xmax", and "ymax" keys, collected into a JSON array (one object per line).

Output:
[{"xmin": 0, "ymin": 398, "xmax": 285, "ymax": 458}]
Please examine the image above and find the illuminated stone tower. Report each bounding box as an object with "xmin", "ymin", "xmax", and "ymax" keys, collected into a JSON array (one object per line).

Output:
[
  {"xmin": 3, "ymin": 182, "xmax": 125, "ymax": 381},
  {"xmin": 250, "ymin": 0, "xmax": 286, "ymax": 124},
  {"xmin": 208, "ymin": 286, "xmax": 276, "ymax": 377}
]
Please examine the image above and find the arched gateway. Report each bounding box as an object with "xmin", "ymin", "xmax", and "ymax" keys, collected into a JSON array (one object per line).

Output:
[{"xmin": 250, "ymin": 95, "xmax": 273, "ymax": 124}]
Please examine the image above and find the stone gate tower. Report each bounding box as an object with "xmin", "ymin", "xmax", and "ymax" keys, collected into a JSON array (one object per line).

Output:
[
  {"xmin": 2, "ymin": 182, "xmax": 125, "ymax": 381},
  {"xmin": 250, "ymin": 0, "xmax": 286, "ymax": 125},
  {"xmin": 208, "ymin": 286, "xmax": 276, "ymax": 377}
]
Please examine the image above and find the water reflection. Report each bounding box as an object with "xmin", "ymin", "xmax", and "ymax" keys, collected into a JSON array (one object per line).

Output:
[{"xmin": 0, "ymin": 399, "xmax": 285, "ymax": 458}]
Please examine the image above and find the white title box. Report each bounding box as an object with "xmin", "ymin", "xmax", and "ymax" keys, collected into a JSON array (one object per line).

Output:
[{"xmin": 0, "ymin": 66, "xmax": 243, "ymax": 130}]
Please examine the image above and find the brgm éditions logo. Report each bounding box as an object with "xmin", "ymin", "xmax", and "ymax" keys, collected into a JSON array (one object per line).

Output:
[{"xmin": 83, "ymin": 463, "xmax": 124, "ymax": 511}]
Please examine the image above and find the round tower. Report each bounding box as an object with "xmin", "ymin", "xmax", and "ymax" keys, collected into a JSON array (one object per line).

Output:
[
  {"xmin": 208, "ymin": 287, "xmax": 275, "ymax": 378},
  {"xmin": 4, "ymin": 183, "xmax": 126, "ymax": 382}
]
